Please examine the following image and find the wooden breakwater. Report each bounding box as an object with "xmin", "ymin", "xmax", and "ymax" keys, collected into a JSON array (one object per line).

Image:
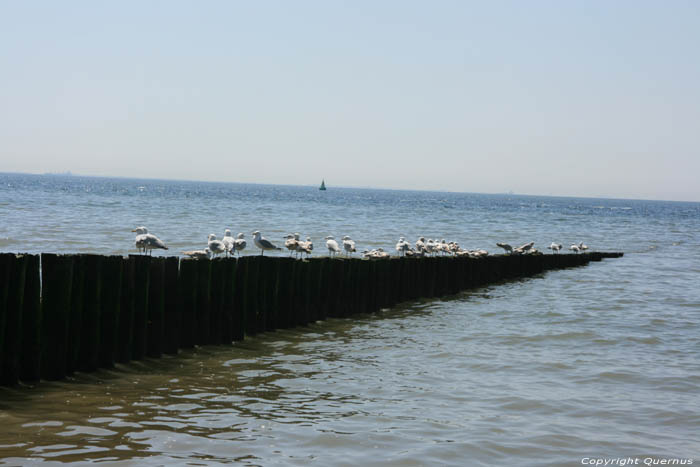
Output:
[{"xmin": 0, "ymin": 251, "xmax": 623, "ymax": 386}]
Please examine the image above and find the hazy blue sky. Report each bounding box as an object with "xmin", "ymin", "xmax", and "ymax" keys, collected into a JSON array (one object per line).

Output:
[{"xmin": 1, "ymin": 1, "xmax": 699, "ymax": 201}]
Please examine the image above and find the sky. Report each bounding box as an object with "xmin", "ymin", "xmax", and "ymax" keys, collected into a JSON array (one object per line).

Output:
[{"xmin": 1, "ymin": 1, "xmax": 699, "ymax": 201}]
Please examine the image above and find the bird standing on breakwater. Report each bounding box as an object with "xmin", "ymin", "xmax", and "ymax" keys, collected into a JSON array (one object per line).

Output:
[
  {"xmin": 132, "ymin": 226, "xmax": 168, "ymax": 255},
  {"xmin": 496, "ymin": 242, "xmax": 513, "ymax": 254},
  {"xmin": 396, "ymin": 237, "xmax": 410, "ymax": 256},
  {"xmin": 252, "ymin": 231, "xmax": 281, "ymax": 255},
  {"xmin": 233, "ymin": 233, "xmax": 247, "ymax": 255},
  {"xmin": 208, "ymin": 234, "xmax": 227, "ymax": 257},
  {"xmin": 284, "ymin": 234, "xmax": 299, "ymax": 256},
  {"xmin": 326, "ymin": 236, "xmax": 341, "ymax": 257},
  {"xmin": 182, "ymin": 247, "xmax": 212, "ymax": 259},
  {"xmin": 342, "ymin": 236, "xmax": 356, "ymax": 256},
  {"xmin": 547, "ymin": 242, "xmax": 562, "ymax": 253},
  {"xmin": 222, "ymin": 229, "xmax": 235, "ymax": 256}
]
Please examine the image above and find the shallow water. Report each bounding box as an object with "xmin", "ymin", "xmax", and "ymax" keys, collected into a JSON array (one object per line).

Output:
[{"xmin": 1, "ymin": 174, "xmax": 699, "ymax": 465}]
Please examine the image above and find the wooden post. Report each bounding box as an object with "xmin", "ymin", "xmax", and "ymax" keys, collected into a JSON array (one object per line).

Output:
[
  {"xmin": 117, "ymin": 255, "xmax": 135, "ymax": 363},
  {"xmin": 241, "ymin": 256, "xmax": 260, "ymax": 337},
  {"xmin": 256, "ymin": 256, "xmax": 270, "ymax": 333},
  {"xmin": 147, "ymin": 257, "xmax": 165, "ymax": 358},
  {"xmin": 178, "ymin": 258, "xmax": 198, "ymax": 349},
  {"xmin": 195, "ymin": 258, "xmax": 211, "ymax": 345},
  {"xmin": 231, "ymin": 257, "xmax": 246, "ymax": 341},
  {"xmin": 1, "ymin": 254, "xmax": 27, "ymax": 386},
  {"xmin": 130, "ymin": 255, "xmax": 151, "ymax": 360},
  {"xmin": 40, "ymin": 254, "xmax": 74, "ymax": 381},
  {"xmin": 163, "ymin": 256, "xmax": 181, "ymax": 354},
  {"xmin": 220, "ymin": 257, "xmax": 237, "ymax": 344},
  {"xmin": 66, "ymin": 254, "xmax": 85, "ymax": 375},
  {"xmin": 209, "ymin": 258, "xmax": 225, "ymax": 345},
  {"xmin": 275, "ymin": 258, "xmax": 293, "ymax": 329},
  {"xmin": 78, "ymin": 254, "xmax": 102, "ymax": 372},
  {"xmin": 99, "ymin": 255, "xmax": 122, "ymax": 368},
  {"xmin": 19, "ymin": 255, "xmax": 41, "ymax": 383}
]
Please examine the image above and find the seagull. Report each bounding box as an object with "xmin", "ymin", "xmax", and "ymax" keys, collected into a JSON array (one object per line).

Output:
[
  {"xmin": 396, "ymin": 237, "xmax": 410, "ymax": 256},
  {"xmin": 547, "ymin": 242, "xmax": 562, "ymax": 253},
  {"xmin": 496, "ymin": 242, "xmax": 513, "ymax": 254},
  {"xmin": 233, "ymin": 233, "xmax": 247, "ymax": 256},
  {"xmin": 570, "ymin": 244, "xmax": 581, "ymax": 253},
  {"xmin": 182, "ymin": 247, "xmax": 212, "ymax": 260},
  {"xmin": 297, "ymin": 236, "xmax": 313, "ymax": 258},
  {"xmin": 342, "ymin": 236, "xmax": 356, "ymax": 256},
  {"xmin": 578, "ymin": 241, "xmax": 589, "ymax": 252},
  {"xmin": 326, "ymin": 236, "xmax": 341, "ymax": 257},
  {"xmin": 513, "ymin": 241, "xmax": 535, "ymax": 255},
  {"xmin": 284, "ymin": 234, "xmax": 299, "ymax": 256},
  {"xmin": 252, "ymin": 231, "xmax": 281, "ymax": 255},
  {"xmin": 415, "ymin": 237, "xmax": 427, "ymax": 254},
  {"xmin": 363, "ymin": 248, "xmax": 390, "ymax": 259},
  {"xmin": 425, "ymin": 239, "xmax": 436, "ymax": 255},
  {"xmin": 208, "ymin": 234, "xmax": 227, "ymax": 257},
  {"xmin": 132, "ymin": 226, "xmax": 168, "ymax": 255},
  {"xmin": 222, "ymin": 229, "xmax": 235, "ymax": 256}
]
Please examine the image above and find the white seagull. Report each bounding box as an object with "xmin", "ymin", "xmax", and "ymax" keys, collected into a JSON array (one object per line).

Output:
[
  {"xmin": 208, "ymin": 234, "xmax": 227, "ymax": 257},
  {"xmin": 222, "ymin": 229, "xmax": 235, "ymax": 256},
  {"xmin": 547, "ymin": 242, "xmax": 562, "ymax": 253},
  {"xmin": 132, "ymin": 226, "xmax": 168, "ymax": 255},
  {"xmin": 570, "ymin": 244, "xmax": 581, "ymax": 253},
  {"xmin": 182, "ymin": 247, "xmax": 212, "ymax": 260},
  {"xmin": 252, "ymin": 231, "xmax": 281, "ymax": 255},
  {"xmin": 496, "ymin": 242, "xmax": 513, "ymax": 254},
  {"xmin": 326, "ymin": 236, "xmax": 341, "ymax": 257},
  {"xmin": 342, "ymin": 236, "xmax": 356, "ymax": 256},
  {"xmin": 297, "ymin": 236, "xmax": 313, "ymax": 258},
  {"xmin": 513, "ymin": 241, "xmax": 535, "ymax": 255},
  {"xmin": 233, "ymin": 233, "xmax": 247, "ymax": 256},
  {"xmin": 284, "ymin": 234, "xmax": 299, "ymax": 256},
  {"xmin": 578, "ymin": 241, "xmax": 589, "ymax": 252},
  {"xmin": 396, "ymin": 237, "xmax": 410, "ymax": 256}
]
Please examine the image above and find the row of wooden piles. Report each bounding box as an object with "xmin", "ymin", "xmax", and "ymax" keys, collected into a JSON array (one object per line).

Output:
[{"xmin": 0, "ymin": 251, "xmax": 622, "ymax": 387}]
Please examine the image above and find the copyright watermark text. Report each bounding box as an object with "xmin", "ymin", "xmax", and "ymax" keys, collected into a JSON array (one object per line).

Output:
[{"xmin": 581, "ymin": 458, "xmax": 693, "ymax": 466}]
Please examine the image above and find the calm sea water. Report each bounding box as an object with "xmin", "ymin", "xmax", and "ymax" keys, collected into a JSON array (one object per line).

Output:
[{"xmin": 1, "ymin": 173, "xmax": 699, "ymax": 466}]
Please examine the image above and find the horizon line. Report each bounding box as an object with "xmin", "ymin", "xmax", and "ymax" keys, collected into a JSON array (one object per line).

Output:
[{"xmin": 1, "ymin": 170, "xmax": 698, "ymax": 204}]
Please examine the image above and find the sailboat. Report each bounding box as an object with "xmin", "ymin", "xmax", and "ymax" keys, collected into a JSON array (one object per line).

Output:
[{"xmin": 319, "ymin": 179, "xmax": 326, "ymax": 191}]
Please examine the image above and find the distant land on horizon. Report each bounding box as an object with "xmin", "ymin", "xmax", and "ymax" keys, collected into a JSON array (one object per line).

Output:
[{"xmin": 2, "ymin": 170, "xmax": 699, "ymax": 204}]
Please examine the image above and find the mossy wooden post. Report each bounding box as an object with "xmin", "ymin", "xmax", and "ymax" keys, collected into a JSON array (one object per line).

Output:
[
  {"xmin": 131, "ymin": 255, "xmax": 151, "ymax": 360},
  {"xmin": 178, "ymin": 258, "xmax": 198, "ymax": 349},
  {"xmin": 19, "ymin": 254, "xmax": 41, "ymax": 383},
  {"xmin": 163, "ymin": 256, "xmax": 180, "ymax": 354},
  {"xmin": 231, "ymin": 257, "xmax": 246, "ymax": 341},
  {"xmin": 209, "ymin": 258, "xmax": 225, "ymax": 345},
  {"xmin": 220, "ymin": 258, "xmax": 237, "ymax": 344},
  {"xmin": 78, "ymin": 254, "xmax": 102, "ymax": 372},
  {"xmin": 99, "ymin": 255, "xmax": 122, "ymax": 368},
  {"xmin": 147, "ymin": 257, "xmax": 165, "ymax": 358},
  {"xmin": 117, "ymin": 255, "xmax": 135, "ymax": 363},
  {"xmin": 40, "ymin": 254, "xmax": 74, "ymax": 381},
  {"xmin": 195, "ymin": 258, "xmax": 211, "ymax": 345},
  {"xmin": 66, "ymin": 254, "xmax": 85, "ymax": 375},
  {"xmin": 1, "ymin": 254, "xmax": 27, "ymax": 386}
]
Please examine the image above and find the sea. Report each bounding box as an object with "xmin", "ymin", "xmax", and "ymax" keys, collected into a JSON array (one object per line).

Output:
[{"xmin": 0, "ymin": 172, "xmax": 699, "ymax": 466}]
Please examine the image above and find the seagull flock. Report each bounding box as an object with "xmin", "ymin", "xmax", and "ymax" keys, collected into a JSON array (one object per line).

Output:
[{"xmin": 131, "ymin": 226, "xmax": 590, "ymax": 260}]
